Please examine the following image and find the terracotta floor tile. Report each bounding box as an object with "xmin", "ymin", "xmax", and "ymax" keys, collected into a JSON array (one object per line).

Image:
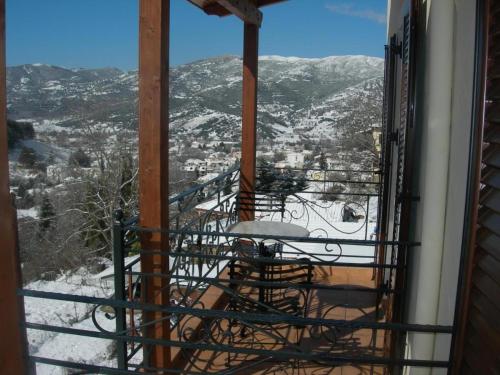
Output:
[{"xmin": 176, "ymin": 266, "xmax": 388, "ymax": 374}]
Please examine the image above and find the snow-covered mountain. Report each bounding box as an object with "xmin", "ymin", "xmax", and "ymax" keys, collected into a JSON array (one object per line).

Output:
[{"xmin": 7, "ymin": 55, "xmax": 384, "ymax": 141}]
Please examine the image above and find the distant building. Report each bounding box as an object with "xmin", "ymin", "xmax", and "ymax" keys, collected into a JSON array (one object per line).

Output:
[
  {"xmin": 326, "ymin": 157, "xmax": 336, "ymax": 170},
  {"xmin": 231, "ymin": 150, "xmax": 242, "ymax": 159},
  {"xmin": 207, "ymin": 156, "xmax": 237, "ymax": 173},
  {"xmin": 372, "ymin": 128, "xmax": 382, "ymax": 156},
  {"xmin": 183, "ymin": 159, "xmax": 207, "ymax": 175},
  {"xmin": 46, "ymin": 165, "xmax": 65, "ymax": 184},
  {"xmin": 286, "ymin": 152, "xmax": 304, "ymax": 168}
]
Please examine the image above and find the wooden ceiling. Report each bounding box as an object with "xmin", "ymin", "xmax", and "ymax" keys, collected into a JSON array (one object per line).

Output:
[{"xmin": 188, "ymin": 0, "xmax": 287, "ymax": 18}]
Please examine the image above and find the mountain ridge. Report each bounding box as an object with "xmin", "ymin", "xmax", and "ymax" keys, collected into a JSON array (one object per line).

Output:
[{"xmin": 7, "ymin": 54, "xmax": 384, "ymax": 142}]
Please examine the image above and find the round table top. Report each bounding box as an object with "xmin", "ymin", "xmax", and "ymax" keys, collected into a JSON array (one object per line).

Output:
[{"xmin": 227, "ymin": 220, "xmax": 310, "ymax": 239}]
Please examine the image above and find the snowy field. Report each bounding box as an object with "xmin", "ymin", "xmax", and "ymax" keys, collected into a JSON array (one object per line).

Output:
[{"xmin": 25, "ymin": 268, "xmax": 117, "ymax": 374}]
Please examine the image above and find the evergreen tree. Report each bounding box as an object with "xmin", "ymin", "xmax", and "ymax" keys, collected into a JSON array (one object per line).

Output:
[
  {"xmin": 279, "ymin": 168, "xmax": 295, "ymax": 193},
  {"xmin": 294, "ymin": 172, "xmax": 308, "ymax": 193},
  {"xmin": 38, "ymin": 195, "xmax": 56, "ymax": 236},
  {"xmin": 17, "ymin": 183, "xmax": 27, "ymax": 199},
  {"xmin": 16, "ymin": 183, "xmax": 35, "ymax": 209},
  {"xmin": 18, "ymin": 146, "xmax": 37, "ymax": 168},
  {"xmin": 223, "ymin": 176, "xmax": 233, "ymax": 196},
  {"xmin": 68, "ymin": 148, "xmax": 91, "ymax": 168},
  {"xmin": 319, "ymin": 152, "xmax": 328, "ymax": 171},
  {"xmin": 7, "ymin": 120, "xmax": 35, "ymax": 149},
  {"xmin": 256, "ymin": 159, "xmax": 278, "ymax": 192},
  {"xmin": 256, "ymin": 160, "xmax": 308, "ymax": 197}
]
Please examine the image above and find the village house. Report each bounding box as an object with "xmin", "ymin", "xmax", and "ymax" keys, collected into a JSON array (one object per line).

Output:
[
  {"xmin": 285, "ymin": 152, "xmax": 304, "ymax": 168},
  {"xmin": 183, "ymin": 158, "xmax": 207, "ymax": 174}
]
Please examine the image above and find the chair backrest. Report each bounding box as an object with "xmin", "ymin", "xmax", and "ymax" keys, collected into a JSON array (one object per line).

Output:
[{"xmin": 228, "ymin": 257, "xmax": 313, "ymax": 315}]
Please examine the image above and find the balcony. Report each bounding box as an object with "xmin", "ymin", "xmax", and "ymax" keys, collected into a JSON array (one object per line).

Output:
[
  {"xmin": 2, "ymin": 0, "xmax": 489, "ymax": 372},
  {"xmin": 20, "ymin": 166, "xmax": 452, "ymax": 374},
  {"xmin": 161, "ymin": 166, "xmax": 386, "ymax": 372}
]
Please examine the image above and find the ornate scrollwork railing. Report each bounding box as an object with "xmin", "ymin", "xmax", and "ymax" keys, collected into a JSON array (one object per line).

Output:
[
  {"xmin": 21, "ymin": 166, "xmax": 453, "ymax": 373},
  {"xmin": 78, "ymin": 166, "xmax": 447, "ymax": 373}
]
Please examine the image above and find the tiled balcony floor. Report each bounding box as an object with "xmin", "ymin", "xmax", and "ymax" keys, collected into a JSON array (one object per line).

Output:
[{"xmin": 175, "ymin": 267, "xmax": 387, "ymax": 374}]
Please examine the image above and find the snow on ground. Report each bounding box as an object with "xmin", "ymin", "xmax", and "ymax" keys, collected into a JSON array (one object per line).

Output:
[
  {"xmin": 24, "ymin": 268, "xmax": 117, "ymax": 374},
  {"xmin": 24, "ymin": 255, "xmax": 226, "ymax": 373},
  {"xmin": 196, "ymin": 186, "xmax": 378, "ymax": 263},
  {"xmin": 30, "ymin": 118, "xmax": 75, "ymax": 133},
  {"xmin": 197, "ymin": 172, "xmax": 220, "ymax": 183},
  {"xmin": 256, "ymin": 192, "xmax": 378, "ymax": 264},
  {"xmin": 9, "ymin": 139, "xmax": 70, "ymax": 164},
  {"xmin": 17, "ymin": 207, "xmax": 40, "ymax": 219},
  {"xmin": 182, "ymin": 112, "xmax": 220, "ymax": 131}
]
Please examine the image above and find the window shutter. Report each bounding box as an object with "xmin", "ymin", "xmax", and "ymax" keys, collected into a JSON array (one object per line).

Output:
[
  {"xmin": 383, "ymin": 2, "xmax": 420, "ymax": 368},
  {"xmin": 456, "ymin": 0, "xmax": 500, "ymax": 373},
  {"xmin": 376, "ymin": 35, "xmax": 398, "ymax": 292}
]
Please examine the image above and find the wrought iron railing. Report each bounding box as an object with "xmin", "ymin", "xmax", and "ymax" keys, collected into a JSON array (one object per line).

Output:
[
  {"xmin": 252, "ymin": 167, "xmax": 381, "ymax": 240},
  {"xmin": 18, "ymin": 167, "xmax": 454, "ymax": 374}
]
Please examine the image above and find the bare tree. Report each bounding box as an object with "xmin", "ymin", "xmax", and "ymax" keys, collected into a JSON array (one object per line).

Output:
[{"xmin": 68, "ymin": 143, "xmax": 138, "ymax": 256}]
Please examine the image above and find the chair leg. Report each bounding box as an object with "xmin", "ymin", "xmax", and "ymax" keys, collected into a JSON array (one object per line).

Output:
[
  {"xmin": 292, "ymin": 326, "xmax": 306, "ymax": 373},
  {"xmin": 240, "ymin": 325, "xmax": 248, "ymax": 338},
  {"xmin": 224, "ymin": 319, "xmax": 236, "ymax": 367}
]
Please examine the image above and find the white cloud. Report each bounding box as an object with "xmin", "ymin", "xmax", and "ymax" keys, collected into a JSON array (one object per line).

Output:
[{"xmin": 325, "ymin": 3, "xmax": 386, "ymax": 24}]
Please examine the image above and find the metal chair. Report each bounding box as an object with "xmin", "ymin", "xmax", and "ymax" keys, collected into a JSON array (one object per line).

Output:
[{"xmin": 215, "ymin": 256, "xmax": 314, "ymax": 366}]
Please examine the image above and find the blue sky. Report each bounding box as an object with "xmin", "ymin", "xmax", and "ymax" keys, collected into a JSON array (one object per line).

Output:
[{"xmin": 6, "ymin": 0, "xmax": 387, "ymax": 70}]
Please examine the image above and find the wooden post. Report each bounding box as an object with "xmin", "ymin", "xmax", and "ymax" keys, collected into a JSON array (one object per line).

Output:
[
  {"xmin": 239, "ymin": 22, "xmax": 259, "ymax": 221},
  {"xmin": 0, "ymin": 0, "xmax": 30, "ymax": 373},
  {"xmin": 138, "ymin": 0, "xmax": 170, "ymax": 369}
]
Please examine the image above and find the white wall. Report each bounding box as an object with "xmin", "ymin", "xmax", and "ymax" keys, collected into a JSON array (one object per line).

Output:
[
  {"xmin": 386, "ymin": 0, "xmax": 477, "ymax": 374},
  {"xmin": 432, "ymin": 0, "xmax": 477, "ymax": 371},
  {"xmin": 405, "ymin": 1, "xmax": 455, "ymax": 373}
]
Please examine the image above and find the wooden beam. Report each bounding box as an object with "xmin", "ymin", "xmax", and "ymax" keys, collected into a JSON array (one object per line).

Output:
[
  {"xmin": 188, "ymin": 0, "xmax": 286, "ymax": 18},
  {"xmin": 138, "ymin": 0, "xmax": 170, "ymax": 369},
  {"xmin": 0, "ymin": 0, "xmax": 30, "ymax": 373},
  {"xmin": 239, "ymin": 22, "xmax": 259, "ymax": 221},
  {"xmin": 216, "ymin": 0, "xmax": 263, "ymax": 26}
]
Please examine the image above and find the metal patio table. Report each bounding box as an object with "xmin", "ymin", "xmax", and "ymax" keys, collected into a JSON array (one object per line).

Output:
[{"xmin": 226, "ymin": 220, "xmax": 310, "ymax": 258}]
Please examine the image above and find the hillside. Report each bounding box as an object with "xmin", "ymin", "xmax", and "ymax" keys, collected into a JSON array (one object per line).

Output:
[{"xmin": 7, "ymin": 55, "xmax": 384, "ymax": 142}]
